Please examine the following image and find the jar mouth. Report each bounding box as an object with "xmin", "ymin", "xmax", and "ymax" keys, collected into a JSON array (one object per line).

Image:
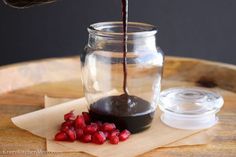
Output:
[{"xmin": 88, "ymin": 21, "xmax": 157, "ymax": 37}]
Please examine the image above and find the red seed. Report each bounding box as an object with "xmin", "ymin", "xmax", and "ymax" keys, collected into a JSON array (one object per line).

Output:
[
  {"xmin": 57, "ymin": 111, "xmax": 132, "ymax": 144},
  {"xmin": 75, "ymin": 128, "xmax": 84, "ymax": 139},
  {"xmin": 95, "ymin": 121, "xmax": 103, "ymax": 130},
  {"xmin": 75, "ymin": 115, "xmax": 86, "ymax": 129},
  {"xmin": 103, "ymin": 132, "xmax": 109, "ymax": 138},
  {"xmin": 60, "ymin": 125, "xmax": 70, "ymax": 133},
  {"xmin": 90, "ymin": 122, "xmax": 98, "ymax": 128},
  {"xmin": 110, "ymin": 136, "xmax": 119, "ymax": 144},
  {"xmin": 81, "ymin": 134, "xmax": 92, "ymax": 143},
  {"xmin": 55, "ymin": 132, "xmax": 68, "ymax": 141},
  {"xmin": 119, "ymin": 129, "xmax": 131, "ymax": 141},
  {"xmin": 102, "ymin": 123, "xmax": 116, "ymax": 132},
  {"xmin": 109, "ymin": 129, "xmax": 120, "ymax": 139},
  {"xmin": 92, "ymin": 131, "xmax": 106, "ymax": 144},
  {"xmin": 90, "ymin": 122, "xmax": 100, "ymax": 132},
  {"xmin": 84, "ymin": 124, "xmax": 98, "ymax": 134},
  {"xmin": 82, "ymin": 112, "xmax": 91, "ymax": 124},
  {"xmin": 64, "ymin": 111, "xmax": 76, "ymax": 121},
  {"xmin": 65, "ymin": 129, "xmax": 76, "ymax": 141},
  {"xmin": 61, "ymin": 120, "xmax": 74, "ymax": 128}
]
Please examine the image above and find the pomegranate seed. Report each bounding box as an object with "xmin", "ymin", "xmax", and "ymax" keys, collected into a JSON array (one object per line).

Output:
[
  {"xmin": 55, "ymin": 132, "xmax": 68, "ymax": 141},
  {"xmin": 60, "ymin": 126, "xmax": 70, "ymax": 133},
  {"xmin": 90, "ymin": 123, "xmax": 99, "ymax": 131},
  {"xmin": 84, "ymin": 124, "xmax": 98, "ymax": 134},
  {"xmin": 109, "ymin": 129, "xmax": 120, "ymax": 139},
  {"xmin": 55, "ymin": 111, "xmax": 131, "ymax": 144},
  {"xmin": 61, "ymin": 120, "xmax": 74, "ymax": 128},
  {"xmin": 110, "ymin": 136, "xmax": 119, "ymax": 144},
  {"xmin": 90, "ymin": 122, "xmax": 98, "ymax": 128},
  {"xmin": 65, "ymin": 129, "xmax": 76, "ymax": 141},
  {"xmin": 119, "ymin": 129, "xmax": 131, "ymax": 141},
  {"xmin": 75, "ymin": 115, "xmax": 86, "ymax": 129},
  {"xmin": 82, "ymin": 112, "xmax": 91, "ymax": 124},
  {"xmin": 64, "ymin": 111, "xmax": 76, "ymax": 121},
  {"xmin": 95, "ymin": 121, "xmax": 103, "ymax": 130},
  {"xmin": 103, "ymin": 132, "xmax": 109, "ymax": 138},
  {"xmin": 92, "ymin": 131, "xmax": 106, "ymax": 144},
  {"xmin": 75, "ymin": 128, "xmax": 84, "ymax": 139},
  {"xmin": 81, "ymin": 134, "xmax": 92, "ymax": 143},
  {"xmin": 102, "ymin": 123, "xmax": 116, "ymax": 132}
]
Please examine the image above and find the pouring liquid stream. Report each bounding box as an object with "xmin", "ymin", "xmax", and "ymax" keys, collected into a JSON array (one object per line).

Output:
[{"xmin": 122, "ymin": 0, "xmax": 128, "ymax": 96}]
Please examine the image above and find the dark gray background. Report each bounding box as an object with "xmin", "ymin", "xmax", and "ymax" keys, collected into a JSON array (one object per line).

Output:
[{"xmin": 0, "ymin": 0, "xmax": 235, "ymax": 66}]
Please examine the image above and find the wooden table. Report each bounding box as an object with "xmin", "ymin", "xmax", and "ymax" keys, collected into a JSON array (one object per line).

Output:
[{"xmin": 0, "ymin": 56, "xmax": 235, "ymax": 157}]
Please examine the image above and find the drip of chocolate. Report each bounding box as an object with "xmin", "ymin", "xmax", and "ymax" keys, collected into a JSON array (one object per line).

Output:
[{"xmin": 122, "ymin": 0, "xmax": 128, "ymax": 95}]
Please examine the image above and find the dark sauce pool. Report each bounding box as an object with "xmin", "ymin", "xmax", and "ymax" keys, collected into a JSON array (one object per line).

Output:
[{"xmin": 89, "ymin": 94, "xmax": 155, "ymax": 133}]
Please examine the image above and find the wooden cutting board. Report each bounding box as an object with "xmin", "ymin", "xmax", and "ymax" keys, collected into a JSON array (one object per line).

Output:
[{"xmin": 0, "ymin": 56, "xmax": 235, "ymax": 157}]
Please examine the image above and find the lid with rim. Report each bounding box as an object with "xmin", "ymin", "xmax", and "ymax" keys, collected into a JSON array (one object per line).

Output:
[{"xmin": 159, "ymin": 87, "xmax": 224, "ymax": 130}]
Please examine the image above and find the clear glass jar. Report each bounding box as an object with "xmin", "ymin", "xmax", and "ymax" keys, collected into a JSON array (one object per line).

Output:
[{"xmin": 81, "ymin": 22, "xmax": 164, "ymax": 133}]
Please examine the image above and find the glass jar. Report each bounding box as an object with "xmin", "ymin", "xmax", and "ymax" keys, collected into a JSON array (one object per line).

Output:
[{"xmin": 81, "ymin": 22, "xmax": 164, "ymax": 133}]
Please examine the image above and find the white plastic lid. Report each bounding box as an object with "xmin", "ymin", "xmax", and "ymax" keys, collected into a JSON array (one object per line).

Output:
[{"xmin": 159, "ymin": 87, "xmax": 224, "ymax": 130}]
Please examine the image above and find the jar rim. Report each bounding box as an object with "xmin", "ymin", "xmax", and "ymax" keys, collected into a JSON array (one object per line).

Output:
[{"xmin": 88, "ymin": 21, "xmax": 157, "ymax": 37}]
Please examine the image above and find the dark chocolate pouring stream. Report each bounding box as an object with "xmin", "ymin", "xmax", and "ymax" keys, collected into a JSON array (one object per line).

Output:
[{"xmin": 122, "ymin": 0, "xmax": 128, "ymax": 95}]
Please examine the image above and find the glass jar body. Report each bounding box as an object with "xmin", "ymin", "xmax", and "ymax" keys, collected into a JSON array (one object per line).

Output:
[{"xmin": 81, "ymin": 22, "xmax": 164, "ymax": 133}]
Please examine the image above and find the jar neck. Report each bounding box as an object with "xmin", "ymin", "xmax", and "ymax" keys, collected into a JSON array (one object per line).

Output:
[
  {"xmin": 87, "ymin": 34, "xmax": 157, "ymax": 53},
  {"xmin": 86, "ymin": 22, "xmax": 158, "ymax": 53}
]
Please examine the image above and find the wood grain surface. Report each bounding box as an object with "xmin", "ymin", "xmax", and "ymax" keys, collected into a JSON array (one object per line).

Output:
[{"xmin": 0, "ymin": 56, "xmax": 235, "ymax": 157}]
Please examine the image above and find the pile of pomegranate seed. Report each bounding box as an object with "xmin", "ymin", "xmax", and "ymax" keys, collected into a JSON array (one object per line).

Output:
[{"xmin": 54, "ymin": 111, "xmax": 131, "ymax": 145}]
